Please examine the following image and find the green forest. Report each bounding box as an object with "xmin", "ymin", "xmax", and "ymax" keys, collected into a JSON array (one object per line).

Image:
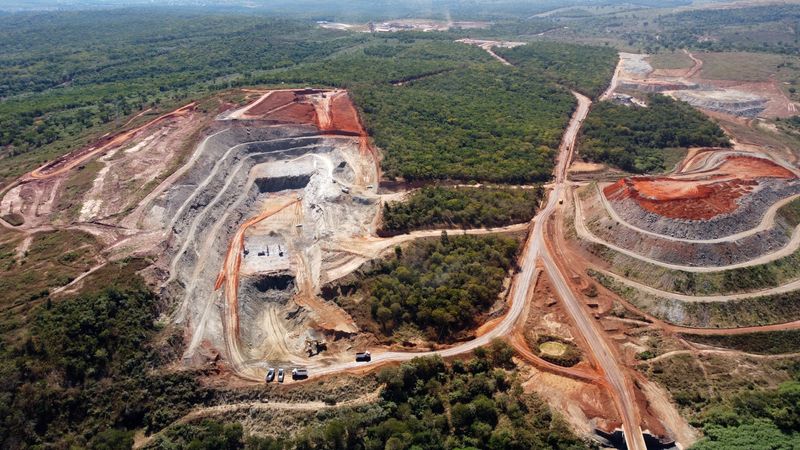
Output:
[
  {"xmin": 578, "ymin": 94, "xmax": 730, "ymax": 173},
  {"xmin": 0, "ymin": 261, "xmax": 210, "ymax": 448},
  {"xmin": 494, "ymin": 42, "xmax": 618, "ymax": 99},
  {"xmin": 0, "ymin": 12, "xmax": 367, "ymax": 187},
  {"xmin": 691, "ymin": 378, "xmax": 800, "ymax": 449},
  {"xmin": 150, "ymin": 349, "xmax": 586, "ymax": 450},
  {"xmin": 380, "ymin": 186, "xmax": 542, "ymax": 234},
  {"xmin": 338, "ymin": 234, "xmax": 520, "ymax": 342},
  {"xmin": 651, "ymin": 5, "xmax": 800, "ymax": 55},
  {"xmin": 260, "ymin": 39, "xmax": 595, "ymax": 182},
  {"xmin": 0, "ymin": 10, "xmax": 620, "ymax": 186}
]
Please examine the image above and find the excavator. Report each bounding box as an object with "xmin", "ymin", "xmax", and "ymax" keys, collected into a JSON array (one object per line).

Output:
[{"xmin": 304, "ymin": 338, "xmax": 327, "ymax": 356}]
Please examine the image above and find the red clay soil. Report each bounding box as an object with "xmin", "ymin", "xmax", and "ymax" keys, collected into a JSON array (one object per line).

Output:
[
  {"xmin": 604, "ymin": 156, "xmax": 795, "ymax": 220},
  {"xmin": 265, "ymin": 102, "xmax": 317, "ymax": 125},
  {"xmin": 245, "ymin": 90, "xmax": 297, "ymax": 116},
  {"xmin": 328, "ymin": 93, "xmax": 364, "ymax": 135},
  {"xmin": 241, "ymin": 90, "xmax": 367, "ymax": 137}
]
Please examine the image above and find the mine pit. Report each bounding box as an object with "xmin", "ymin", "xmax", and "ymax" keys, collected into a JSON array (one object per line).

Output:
[
  {"xmin": 150, "ymin": 88, "xmax": 379, "ymax": 375},
  {"xmin": 255, "ymin": 175, "xmax": 312, "ymax": 193},
  {"xmin": 251, "ymin": 273, "xmax": 295, "ymax": 293}
]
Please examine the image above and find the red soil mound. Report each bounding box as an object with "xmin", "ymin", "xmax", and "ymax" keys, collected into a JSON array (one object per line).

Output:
[
  {"xmin": 328, "ymin": 92, "xmax": 364, "ymax": 135},
  {"xmin": 604, "ymin": 156, "xmax": 794, "ymax": 220},
  {"xmin": 239, "ymin": 90, "xmax": 366, "ymax": 136},
  {"xmin": 265, "ymin": 102, "xmax": 317, "ymax": 125},
  {"xmin": 245, "ymin": 90, "xmax": 297, "ymax": 116}
]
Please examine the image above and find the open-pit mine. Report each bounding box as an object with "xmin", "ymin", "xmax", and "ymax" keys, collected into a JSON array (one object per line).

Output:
[{"xmin": 4, "ymin": 43, "xmax": 800, "ymax": 450}]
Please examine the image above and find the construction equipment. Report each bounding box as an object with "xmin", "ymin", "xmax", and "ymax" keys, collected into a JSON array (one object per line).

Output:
[{"xmin": 304, "ymin": 338, "xmax": 327, "ymax": 356}]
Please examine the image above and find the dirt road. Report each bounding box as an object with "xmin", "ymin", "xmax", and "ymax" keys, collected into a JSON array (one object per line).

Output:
[
  {"xmin": 542, "ymin": 93, "xmax": 648, "ymax": 450},
  {"xmin": 683, "ymin": 50, "xmax": 704, "ymax": 79},
  {"xmin": 133, "ymin": 389, "xmax": 381, "ymax": 449},
  {"xmin": 600, "ymin": 53, "xmax": 623, "ymax": 101},
  {"xmin": 596, "ymin": 266, "xmax": 800, "ymax": 303},
  {"xmin": 302, "ymin": 91, "xmax": 648, "ymax": 450},
  {"xmin": 217, "ymin": 199, "xmax": 301, "ymax": 378}
]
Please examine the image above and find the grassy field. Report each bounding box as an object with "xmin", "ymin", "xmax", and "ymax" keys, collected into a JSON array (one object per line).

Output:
[
  {"xmin": 642, "ymin": 352, "xmax": 800, "ymax": 421},
  {"xmin": 648, "ymin": 51, "xmax": 694, "ymax": 70},
  {"xmin": 590, "ymin": 269, "xmax": 800, "ymax": 328},
  {"xmin": 0, "ymin": 230, "xmax": 102, "ymax": 310},
  {"xmin": 683, "ymin": 329, "xmax": 800, "ymax": 355},
  {"xmin": 697, "ymin": 52, "xmax": 790, "ymax": 81}
]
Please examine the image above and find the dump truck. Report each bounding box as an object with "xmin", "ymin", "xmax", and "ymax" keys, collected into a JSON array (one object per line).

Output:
[{"xmin": 355, "ymin": 351, "xmax": 371, "ymax": 362}]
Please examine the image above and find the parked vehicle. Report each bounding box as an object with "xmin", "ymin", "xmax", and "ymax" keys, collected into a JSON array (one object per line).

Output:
[
  {"xmin": 277, "ymin": 368, "xmax": 284, "ymax": 383},
  {"xmin": 292, "ymin": 368, "xmax": 308, "ymax": 380},
  {"xmin": 355, "ymin": 351, "xmax": 371, "ymax": 362},
  {"xmin": 266, "ymin": 367, "xmax": 275, "ymax": 382}
]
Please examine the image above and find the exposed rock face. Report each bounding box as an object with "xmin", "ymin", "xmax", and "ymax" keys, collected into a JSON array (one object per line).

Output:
[
  {"xmin": 619, "ymin": 81, "xmax": 698, "ymax": 93},
  {"xmin": 673, "ymin": 90, "xmax": 767, "ymax": 117},
  {"xmin": 584, "ymin": 186, "xmax": 798, "ymax": 267},
  {"xmin": 605, "ymin": 179, "xmax": 800, "ymax": 240}
]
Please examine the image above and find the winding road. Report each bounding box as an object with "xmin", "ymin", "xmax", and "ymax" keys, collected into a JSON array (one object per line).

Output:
[{"xmin": 294, "ymin": 91, "xmax": 648, "ymax": 450}]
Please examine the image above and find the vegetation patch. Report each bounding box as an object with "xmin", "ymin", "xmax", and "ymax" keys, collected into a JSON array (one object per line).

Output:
[
  {"xmin": 335, "ymin": 233, "xmax": 520, "ymax": 343},
  {"xmin": 379, "ymin": 186, "xmax": 542, "ymax": 235},
  {"xmin": 148, "ymin": 344, "xmax": 585, "ymax": 449},
  {"xmin": 260, "ymin": 38, "xmax": 617, "ymax": 183},
  {"xmin": 0, "ymin": 261, "xmax": 211, "ymax": 448},
  {"xmin": 777, "ymin": 196, "xmax": 800, "ymax": 230},
  {"xmin": 643, "ymin": 5, "xmax": 800, "ymax": 55},
  {"xmin": 578, "ymin": 94, "xmax": 729, "ymax": 173},
  {"xmin": 54, "ymin": 159, "xmax": 104, "ymax": 221},
  {"xmin": 582, "ymin": 232, "xmax": 800, "ymax": 296},
  {"xmin": 0, "ymin": 229, "xmax": 102, "ymax": 316},
  {"xmin": 693, "ymin": 52, "xmax": 790, "ymax": 82},
  {"xmin": 0, "ymin": 14, "xmax": 369, "ymax": 189},
  {"xmin": 647, "ymin": 51, "xmax": 694, "ymax": 70},
  {"xmin": 643, "ymin": 352, "xmax": 800, "ymax": 450},
  {"xmin": 494, "ymin": 41, "xmax": 619, "ymax": 98},
  {"xmin": 354, "ymin": 65, "xmax": 573, "ymax": 182},
  {"xmin": 590, "ymin": 269, "xmax": 800, "ymax": 328},
  {"xmin": 530, "ymin": 335, "xmax": 581, "ymax": 367},
  {"xmin": 539, "ymin": 341, "xmax": 567, "ymax": 357},
  {"xmin": 682, "ymin": 330, "xmax": 800, "ymax": 355}
]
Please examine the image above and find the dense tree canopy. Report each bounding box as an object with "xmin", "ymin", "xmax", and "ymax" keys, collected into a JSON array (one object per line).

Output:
[
  {"xmin": 0, "ymin": 265, "xmax": 209, "ymax": 448},
  {"xmin": 380, "ymin": 186, "xmax": 542, "ymax": 234},
  {"xmin": 150, "ymin": 350, "xmax": 585, "ymax": 450},
  {"xmin": 579, "ymin": 94, "xmax": 730, "ymax": 173},
  {"xmin": 495, "ymin": 42, "xmax": 618, "ymax": 99},
  {"xmin": 339, "ymin": 234, "xmax": 519, "ymax": 342},
  {"xmin": 691, "ymin": 381, "xmax": 800, "ymax": 449}
]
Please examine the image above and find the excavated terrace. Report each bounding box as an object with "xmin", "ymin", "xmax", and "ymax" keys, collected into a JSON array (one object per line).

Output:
[
  {"xmin": 602, "ymin": 154, "xmax": 800, "ymax": 240},
  {"xmin": 580, "ymin": 185, "xmax": 800, "ymax": 267},
  {"xmin": 139, "ymin": 90, "xmax": 381, "ymax": 371}
]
